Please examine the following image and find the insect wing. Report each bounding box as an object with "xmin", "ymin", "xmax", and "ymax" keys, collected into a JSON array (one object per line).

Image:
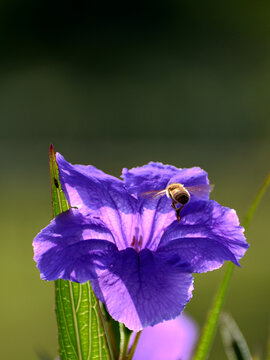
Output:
[
  {"xmin": 140, "ymin": 189, "xmax": 167, "ymax": 199},
  {"xmin": 185, "ymin": 184, "xmax": 213, "ymax": 199}
]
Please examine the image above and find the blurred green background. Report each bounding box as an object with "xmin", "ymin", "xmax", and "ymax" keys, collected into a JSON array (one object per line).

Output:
[{"xmin": 1, "ymin": 1, "xmax": 269, "ymax": 359}]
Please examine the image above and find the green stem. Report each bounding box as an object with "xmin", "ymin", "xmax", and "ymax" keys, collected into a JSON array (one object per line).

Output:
[
  {"xmin": 119, "ymin": 324, "xmax": 132, "ymax": 360},
  {"xmin": 193, "ymin": 173, "xmax": 270, "ymax": 360},
  {"xmin": 193, "ymin": 263, "xmax": 234, "ymax": 360},
  {"xmin": 95, "ymin": 296, "xmax": 115, "ymax": 360},
  {"xmin": 242, "ymin": 173, "xmax": 270, "ymax": 229},
  {"xmin": 126, "ymin": 332, "xmax": 142, "ymax": 360}
]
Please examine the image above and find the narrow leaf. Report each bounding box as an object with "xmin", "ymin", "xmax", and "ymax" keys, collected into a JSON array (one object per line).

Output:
[
  {"xmin": 193, "ymin": 173, "xmax": 270, "ymax": 360},
  {"xmin": 220, "ymin": 313, "xmax": 252, "ymax": 360},
  {"xmin": 49, "ymin": 145, "xmax": 69, "ymax": 217},
  {"xmin": 119, "ymin": 323, "xmax": 132, "ymax": 360},
  {"xmin": 126, "ymin": 332, "xmax": 142, "ymax": 360},
  {"xmin": 49, "ymin": 145, "xmax": 112, "ymax": 360}
]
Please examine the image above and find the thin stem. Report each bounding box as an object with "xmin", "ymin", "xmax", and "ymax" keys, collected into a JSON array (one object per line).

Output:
[
  {"xmin": 99, "ymin": 303, "xmax": 119, "ymax": 359},
  {"xmin": 242, "ymin": 173, "xmax": 270, "ymax": 229},
  {"xmin": 193, "ymin": 172, "xmax": 270, "ymax": 360},
  {"xmin": 95, "ymin": 295, "xmax": 115, "ymax": 360},
  {"xmin": 193, "ymin": 263, "xmax": 234, "ymax": 360},
  {"xmin": 126, "ymin": 332, "xmax": 142, "ymax": 360},
  {"xmin": 119, "ymin": 324, "xmax": 132, "ymax": 360}
]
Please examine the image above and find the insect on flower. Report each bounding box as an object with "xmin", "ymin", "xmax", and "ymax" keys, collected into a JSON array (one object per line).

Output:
[
  {"xmin": 33, "ymin": 156, "xmax": 248, "ymax": 331},
  {"xmin": 142, "ymin": 183, "xmax": 213, "ymax": 221}
]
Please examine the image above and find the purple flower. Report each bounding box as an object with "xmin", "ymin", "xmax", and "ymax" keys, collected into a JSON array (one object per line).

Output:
[
  {"xmin": 33, "ymin": 154, "xmax": 248, "ymax": 331},
  {"xmin": 132, "ymin": 313, "xmax": 198, "ymax": 360}
]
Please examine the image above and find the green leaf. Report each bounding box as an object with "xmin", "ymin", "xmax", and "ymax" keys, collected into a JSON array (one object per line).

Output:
[
  {"xmin": 193, "ymin": 173, "xmax": 270, "ymax": 360},
  {"xmin": 49, "ymin": 145, "xmax": 69, "ymax": 217},
  {"xmin": 49, "ymin": 145, "xmax": 113, "ymax": 360},
  {"xmin": 220, "ymin": 313, "xmax": 252, "ymax": 360}
]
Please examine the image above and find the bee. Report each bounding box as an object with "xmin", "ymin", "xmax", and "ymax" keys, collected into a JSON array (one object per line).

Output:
[{"xmin": 142, "ymin": 183, "xmax": 212, "ymax": 222}]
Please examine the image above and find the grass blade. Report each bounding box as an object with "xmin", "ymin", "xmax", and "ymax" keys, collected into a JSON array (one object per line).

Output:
[{"xmin": 220, "ymin": 313, "xmax": 252, "ymax": 360}]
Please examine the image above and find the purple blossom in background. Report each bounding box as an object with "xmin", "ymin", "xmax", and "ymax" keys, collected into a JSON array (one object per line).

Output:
[
  {"xmin": 33, "ymin": 154, "xmax": 248, "ymax": 331},
  {"xmin": 132, "ymin": 313, "xmax": 198, "ymax": 360}
]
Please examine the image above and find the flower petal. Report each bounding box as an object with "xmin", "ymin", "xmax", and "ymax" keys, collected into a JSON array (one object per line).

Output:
[
  {"xmin": 132, "ymin": 314, "xmax": 198, "ymax": 360},
  {"xmin": 158, "ymin": 200, "xmax": 248, "ymax": 272},
  {"xmin": 91, "ymin": 248, "xmax": 193, "ymax": 331},
  {"xmin": 137, "ymin": 197, "xmax": 177, "ymax": 250},
  {"xmin": 56, "ymin": 153, "xmax": 138, "ymax": 249},
  {"xmin": 122, "ymin": 162, "xmax": 180, "ymax": 196},
  {"xmin": 122, "ymin": 162, "xmax": 210, "ymax": 198},
  {"xmin": 122, "ymin": 162, "xmax": 211, "ymax": 250},
  {"xmin": 33, "ymin": 209, "xmax": 118, "ymax": 282}
]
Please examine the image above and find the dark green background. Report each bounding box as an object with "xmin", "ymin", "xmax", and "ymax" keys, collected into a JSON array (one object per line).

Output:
[{"xmin": 1, "ymin": 1, "xmax": 269, "ymax": 359}]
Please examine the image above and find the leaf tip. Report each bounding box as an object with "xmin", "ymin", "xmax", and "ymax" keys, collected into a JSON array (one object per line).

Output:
[{"xmin": 49, "ymin": 144, "xmax": 55, "ymax": 156}]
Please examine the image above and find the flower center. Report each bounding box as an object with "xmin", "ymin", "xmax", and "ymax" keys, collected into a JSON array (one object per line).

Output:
[{"xmin": 131, "ymin": 234, "xmax": 143, "ymax": 252}]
